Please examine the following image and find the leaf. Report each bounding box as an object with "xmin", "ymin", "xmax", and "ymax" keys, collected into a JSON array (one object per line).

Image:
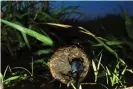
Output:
[
  {"xmin": 106, "ymin": 67, "xmax": 113, "ymax": 85},
  {"xmin": 105, "ymin": 72, "xmax": 109, "ymax": 84},
  {"xmin": 93, "ymin": 40, "xmax": 124, "ymax": 47},
  {"xmin": 16, "ymin": 31, "xmax": 26, "ymax": 48},
  {"xmin": 33, "ymin": 58, "xmax": 49, "ymax": 67},
  {"xmin": 121, "ymin": 66, "xmax": 127, "ymax": 75},
  {"xmin": 13, "ymin": 21, "xmax": 30, "ymax": 49},
  {"xmin": 92, "ymin": 60, "xmax": 97, "ymax": 73},
  {"xmin": 45, "ymin": 23, "xmax": 72, "ymax": 28},
  {"xmin": 120, "ymin": 7, "xmax": 133, "ymax": 40},
  {"xmin": 34, "ymin": 49, "xmax": 53, "ymax": 55},
  {"xmin": 1, "ymin": 19, "xmax": 53, "ymax": 46},
  {"xmin": 80, "ymin": 27, "xmax": 125, "ymax": 65},
  {"xmin": 97, "ymin": 53, "xmax": 102, "ymax": 70},
  {"xmin": 12, "ymin": 67, "xmax": 32, "ymax": 76},
  {"xmin": 21, "ymin": 32, "xmax": 30, "ymax": 49},
  {"xmin": 92, "ymin": 60, "xmax": 98, "ymax": 82},
  {"xmin": 126, "ymin": 69, "xmax": 133, "ymax": 74},
  {"xmin": 39, "ymin": 12, "xmax": 58, "ymax": 22},
  {"xmin": 0, "ymin": 73, "xmax": 3, "ymax": 84},
  {"xmin": 3, "ymin": 65, "xmax": 12, "ymax": 78},
  {"xmin": 4, "ymin": 76, "xmax": 20, "ymax": 83}
]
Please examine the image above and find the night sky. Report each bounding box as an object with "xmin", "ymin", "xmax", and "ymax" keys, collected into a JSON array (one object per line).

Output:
[{"xmin": 52, "ymin": 1, "xmax": 133, "ymax": 20}]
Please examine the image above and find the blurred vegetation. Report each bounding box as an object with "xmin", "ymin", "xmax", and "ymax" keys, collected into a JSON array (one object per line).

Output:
[{"xmin": 1, "ymin": 1, "xmax": 133, "ymax": 89}]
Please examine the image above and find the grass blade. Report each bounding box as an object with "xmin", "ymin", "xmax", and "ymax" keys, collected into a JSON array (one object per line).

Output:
[
  {"xmin": 0, "ymin": 73, "xmax": 3, "ymax": 85},
  {"xmin": 34, "ymin": 49, "xmax": 53, "ymax": 55},
  {"xmin": 79, "ymin": 27, "xmax": 125, "ymax": 65},
  {"xmin": 1, "ymin": 19, "xmax": 53, "ymax": 46},
  {"xmin": 4, "ymin": 76, "xmax": 20, "ymax": 83},
  {"xmin": 93, "ymin": 40, "xmax": 124, "ymax": 47},
  {"xmin": 92, "ymin": 60, "xmax": 98, "ymax": 82},
  {"xmin": 21, "ymin": 32, "xmax": 30, "ymax": 49},
  {"xmin": 120, "ymin": 7, "xmax": 133, "ymax": 40}
]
